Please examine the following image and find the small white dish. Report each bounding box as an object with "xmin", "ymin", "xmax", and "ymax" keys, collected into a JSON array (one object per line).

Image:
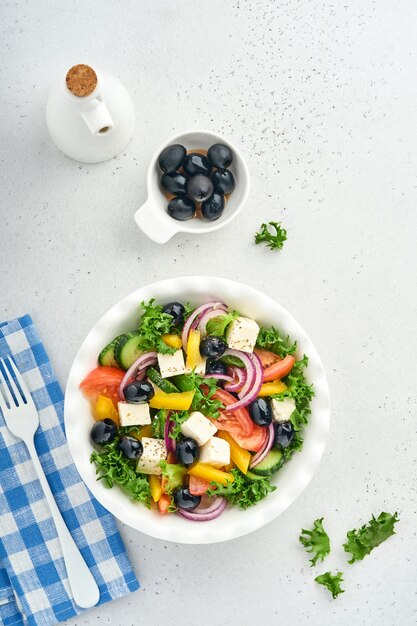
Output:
[
  {"xmin": 134, "ymin": 131, "xmax": 250, "ymax": 243},
  {"xmin": 64, "ymin": 276, "xmax": 330, "ymax": 545}
]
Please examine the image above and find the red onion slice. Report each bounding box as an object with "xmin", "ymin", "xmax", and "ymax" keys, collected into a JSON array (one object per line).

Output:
[
  {"xmin": 220, "ymin": 350, "xmax": 263, "ymax": 411},
  {"xmin": 224, "ymin": 366, "xmax": 246, "ymax": 392},
  {"xmin": 177, "ymin": 496, "xmax": 227, "ymax": 521},
  {"xmin": 203, "ymin": 374, "xmax": 234, "ymax": 382},
  {"xmin": 164, "ymin": 411, "xmax": 176, "ymax": 455},
  {"xmin": 250, "ymin": 423, "xmax": 274, "ymax": 468},
  {"xmin": 182, "ymin": 301, "xmax": 227, "ymax": 350},
  {"xmin": 197, "ymin": 308, "xmax": 228, "ymax": 335},
  {"xmin": 119, "ymin": 352, "xmax": 157, "ymax": 400}
]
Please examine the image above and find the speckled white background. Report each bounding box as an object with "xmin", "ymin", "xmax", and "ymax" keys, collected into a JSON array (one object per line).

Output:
[{"xmin": 1, "ymin": 0, "xmax": 417, "ymax": 624}]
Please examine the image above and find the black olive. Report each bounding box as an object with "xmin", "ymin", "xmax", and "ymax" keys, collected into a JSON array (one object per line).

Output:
[
  {"xmin": 173, "ymin": 487, "xmax": 201, "ymax": 510},
  {"xmin": 201, "ymin": 192, "xmax": 225, "ymax": 221},
  {"xmin": 167, "ymin": 196, "xmax": 196, "ymax": 221},
  {"xmin": 90, "ymin": 418, "xmax": 118, "ymax": 445},
  {"xmin": 206, "ymin": 358, "xmax": 228, "ymax": 375},
  {"xmin": 158, "ymin": 144, "xmax": 186, "ymax": 173},
  {"xmin": 183, "ymin": 153, "xmax": 211, "ymax": 177},
  {"xmin": 176, "ymin": 437, "xmax": 200, "ymax": 467},
  {"xmin": 212, "ymin": 169, "xmax": 235, "ymax": 195},
  {"xmin": 200, "ymin": 336, "xmax": 227, "ymax": 358},
  {"xmin": 161, "ymin": 172, "xmax": 188, "ymax": 196},
  {"xmin": 249, "ymin": 398, "xmax": 272, "ymax": 426},
  {"xmin": 123, "ymin": 381, "xmax": 154, "ymax": 403},
  {"xmin": 162, "ymin": 302, "xmax": 186, "ymax": 326},
  {"xmin": 207, "ymin": 144, "xmax": 233, "ymax": 169},
  {"xmin": 187, "ymin": 175, "xmax": 213, "ymax": 202},
  {"xmin": 118, "ymin": 435, "xmax": 143, "ymax": 459},
  {"xmin": 274, "ymin": 422, "xmax": 295, "ymax": 448}
]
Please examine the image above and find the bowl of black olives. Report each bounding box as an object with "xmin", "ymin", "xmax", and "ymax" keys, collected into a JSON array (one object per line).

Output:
[{"xmin": 134, "ymin": 130, "xmax": 250, "ymax": 243}]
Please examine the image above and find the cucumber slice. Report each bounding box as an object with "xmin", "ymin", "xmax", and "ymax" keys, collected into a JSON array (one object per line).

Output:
[
  {"xmin": 173, "ymin": 374, "xmax": 195, "ymax": 392},
  {"xmin": 114, "ymin": 332, "xmax": 143, "ymax": 370},
  {"xmin": 98, "ymin": 335, "xmax": 125, "ymax": 368},
  {"xmin": 250, "ymin": 448, "xmax": 284, "ymax": 476},
  {"xmin": 245, "ymin": 470, "xmax": 266, "ymax": 482},
  {"xmin": 147, "ymin": 367, "xmax": 179, "ymax": 394}
]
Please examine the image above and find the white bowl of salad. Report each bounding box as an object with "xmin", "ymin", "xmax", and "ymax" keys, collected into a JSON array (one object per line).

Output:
[{"xmin": 64, "ymin": 276, "xmax": 330, "ymax": 544}]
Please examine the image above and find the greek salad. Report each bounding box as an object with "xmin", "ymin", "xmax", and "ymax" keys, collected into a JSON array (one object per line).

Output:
[{"xmin": 80, "ymin": 299, "xmax": 314, "ymax": 521}]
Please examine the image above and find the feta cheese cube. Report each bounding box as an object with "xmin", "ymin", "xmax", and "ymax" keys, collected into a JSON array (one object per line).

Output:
[
  {"xmin": 199, "ymin": 436, "xmax": 230, "ymax": 468},
  {"xmin": 271, "ymin": 397, "xmax": 296, "ymax": 423},
  {"xmin": 180, "ymin": 411, "xmax": 217, "ymax": 446},
  {"xmin": 157, "ymin": 350, "xmax": 186, "ymax": 378},
  {"xmin": 118, "ymin": 402, "xmax": 151, "ymax": 427},
  {"xmin": 185, "ymin": 355, "xmax": 207, "ymax": 375},
  {"xmin": 136, "ymin": 437, "xmax": 167, "ymax": 475},
  {"xmin": 226, "ymin": 316, "xmax": 260, "ymax": 353}
]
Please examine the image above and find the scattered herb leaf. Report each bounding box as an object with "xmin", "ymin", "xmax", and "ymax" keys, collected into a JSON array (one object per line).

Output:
[
  {"xmin": 343, "ymin": 512, "xmax": 399, "ymax": 564},
  {"xmin": 255, "ymin": 221, "xmax": 287, "ymax": 251},
  {"xmin": 299, "ymin": 518, "xmax": 331, "ymax": 566},
  {"xmin": 314, "ymin": 572, "xmax": 345, "ymax": 599}
]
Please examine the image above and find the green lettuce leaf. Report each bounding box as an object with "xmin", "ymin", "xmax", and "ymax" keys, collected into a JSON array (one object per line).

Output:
[
  {"xmin": 91, "ymin": 441, "xmax": 151, "ymax": 507},
  {"xmin": 314, "ymin": 572, "xmax": 345, "ymax": 599},
  {"xmin": 137, "ymin": 299, "xmax": 177, "ymax": 354},
  {"xmin": 343, "ymin": 512, "xmax": 399, "ymax": 564},
  {"xmin": 299, "ymin": 518, "xmax": 331, "ymax": 566},
  {"xmin": 207, "ymin": 469, "xmax": 276, "ymax": 509}
]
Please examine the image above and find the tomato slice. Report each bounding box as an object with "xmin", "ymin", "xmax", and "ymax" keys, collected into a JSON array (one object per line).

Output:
[
  {"xmin": 209, "ymin": 388, "xmax": 266, "ymax": 451},
  {"xmin": 231, "ymin": 424, "xmax": 267, "ymax": 452},
  {"xmin": 254, "ymin": 347, "xmax": 282, "ymax": 368},
  {"xmin": 80, "ymin": 366, "xmax": 124, "ymax": 406},
  {"xmin": 158, "ymin": 493, "xmax": 172, "ymax": 515},
  {"xmin": 213, "ymin": 388, "xmax": 253, "ymax": 437},
  {"xmin": 262, "ymin": 355, "xmax": 296, "ymax": 382},
  {"xmin": 189, "ymin": 475, "xmax": 213, "ymax": 496}
]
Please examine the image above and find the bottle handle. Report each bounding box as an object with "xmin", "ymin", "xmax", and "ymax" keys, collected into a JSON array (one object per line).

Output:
[
  {"xmin": 80, "ymin": 98, "xmax": 114, "ymax": 136},
  {"xmin": 134, "ymin": 200, "xmax": 177, "ymax": 243}
]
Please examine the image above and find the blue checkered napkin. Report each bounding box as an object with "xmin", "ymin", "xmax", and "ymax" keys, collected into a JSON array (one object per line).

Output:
[{"xmin": 0, "ymin": 315, "xmax": 139, "ymax": 626}]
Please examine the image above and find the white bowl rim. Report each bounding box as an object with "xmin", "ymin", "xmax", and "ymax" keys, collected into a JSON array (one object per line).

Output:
[{"xmin": 64, "ymin": 276, "xmax": 330, "ymax": 544}]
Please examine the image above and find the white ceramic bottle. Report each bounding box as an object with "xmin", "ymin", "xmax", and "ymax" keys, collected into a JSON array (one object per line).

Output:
[{"xmin": 46, "ymin": 64, "xmax": 135, "ymax": 163}]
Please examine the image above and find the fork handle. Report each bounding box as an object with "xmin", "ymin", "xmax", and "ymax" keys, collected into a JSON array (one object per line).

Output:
[{"xmin": 26, "ymin": 437, "xmax": 100, "ymax": 608}]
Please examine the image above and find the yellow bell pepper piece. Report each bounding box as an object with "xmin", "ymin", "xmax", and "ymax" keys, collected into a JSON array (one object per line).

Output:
[
  {"xmin": 162, "ymin": 334, "xmax": 182, "ymax": 349},
  {"xmin": 188, "ymin": 463, "xmax": 235, "ymax": 486},
  {"xmin": 149, "ymin": 389, "xmax": 195, "ymax": 411},
  {"xmin": 218, "ymin": 431, "xmax": 251, "ymax": 474},
  {"xmin": 95, "ymin": 395, "xmax": 119, "ymax": 422},
  {"xmin": 149, "ymin": 475, "xmax": 163, "ymax": 503},
  {"xmin": 138, "ymin": 424, "xmax": 153, "ymax": 439},
  {"xmin": 224, "ymin": 460, "xmax": 236, "ymax": 472},
  {"xmin": 258, "ymin": 381, "xmax": 287, "ymax": 397},
  {"xmin": 186, "ymin": 329, "xmax": 201, "ymax": 370}
]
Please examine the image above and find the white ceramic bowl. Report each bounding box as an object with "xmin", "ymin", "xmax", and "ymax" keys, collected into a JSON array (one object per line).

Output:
[
  {"xmin": 134, "ymin": 130, "xmax": 250, "ymax": 243},
  {"xmin": 64, "ymin": 277, "xmax": 330, "ymax": 544}
]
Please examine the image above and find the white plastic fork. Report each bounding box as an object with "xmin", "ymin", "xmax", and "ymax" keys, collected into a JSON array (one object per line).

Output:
[{"xmin": 0, "ymin": 356, "xmax": 100, "ymax": 609}]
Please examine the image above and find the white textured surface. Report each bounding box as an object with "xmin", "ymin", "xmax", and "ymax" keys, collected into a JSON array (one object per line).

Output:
[{"xmin": 1, "ymin": 0, "xmax": 416, "ymax": 624}]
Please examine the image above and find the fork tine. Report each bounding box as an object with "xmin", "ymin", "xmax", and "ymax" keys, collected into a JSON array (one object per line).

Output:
[
  {"xmin": 0, "ymin": 380, "xmax": 8, "ymax": 411},
  {"xmin": 0, "ymin": 360, "xmax": 15, "ymax": 407},
  {"xmin": 4, "ymin": 356, "xmax": 30, "ymax": 402},
  {"xmin": 0, "ymin": 358, "xmax": 25, "ymax": 406}
]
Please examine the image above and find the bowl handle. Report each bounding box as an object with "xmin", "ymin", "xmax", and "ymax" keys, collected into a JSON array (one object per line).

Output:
[{"xmin": 134, "ymin": 200, "xmax": 178, "ymax": 244}]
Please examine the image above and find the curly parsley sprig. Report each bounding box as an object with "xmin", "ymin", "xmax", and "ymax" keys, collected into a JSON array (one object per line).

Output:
[{"xmin": 254, "ymin": 221, "xmax": 287, "ymax": 251}]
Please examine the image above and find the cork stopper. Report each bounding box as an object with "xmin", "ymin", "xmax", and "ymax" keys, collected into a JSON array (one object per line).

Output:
[{"xmin": 66, "ymin": 64, "xmax": 97, "ymax": 97}]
